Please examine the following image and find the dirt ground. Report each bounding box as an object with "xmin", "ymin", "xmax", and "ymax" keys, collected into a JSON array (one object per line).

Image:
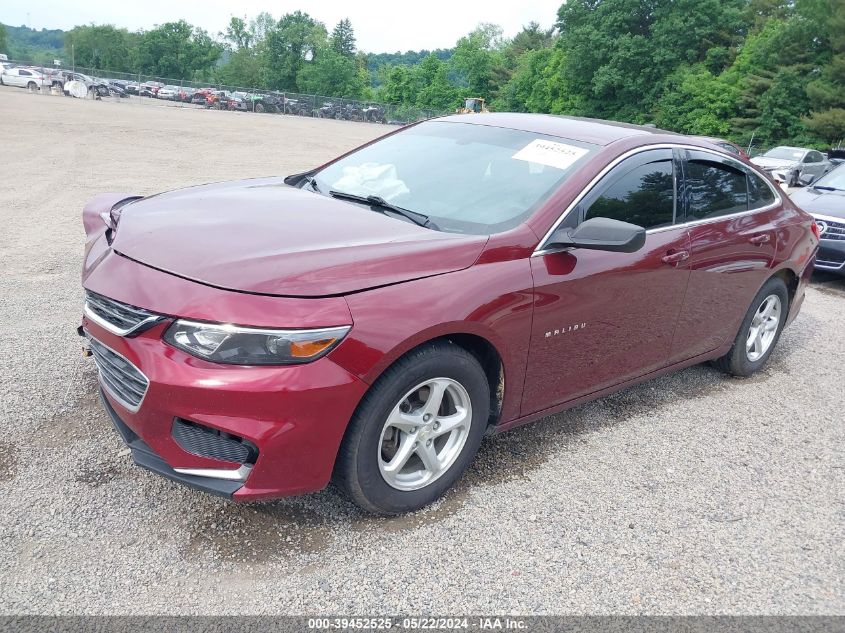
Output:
[{"xmin": 0, "ymin": 87, "xmax": 843, "ymax": 615}]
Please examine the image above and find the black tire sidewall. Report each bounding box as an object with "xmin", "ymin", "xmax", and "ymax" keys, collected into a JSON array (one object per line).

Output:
[
  {"xmin": 343, "ymin": 345, "xmax": 490, "ymax": 514},
  {"xmin": 730, "ymin": 277, "xmax": 789, "ymax": 375}
]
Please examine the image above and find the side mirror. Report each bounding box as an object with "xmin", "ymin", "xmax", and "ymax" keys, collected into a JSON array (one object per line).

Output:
[
  {"xmin": 797, "ymin": 173, "xmax": 816, "ymax": 187},
  {"xmin": 546, "ymin": 217, "xmax": 647, "ymax": 253}
]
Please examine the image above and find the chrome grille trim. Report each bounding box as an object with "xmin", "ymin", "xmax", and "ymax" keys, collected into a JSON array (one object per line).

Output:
[
  {"xmin": 86, "ymin": 333, "xmax": 149, "ymax": 412},
  {"xmin": 816, "ymin": 258, "xmax": 845, "ymax": 271},
  {"xmin": 84, "ymin": 291, "xmax": 164, "ymax": 337},
  {"xmin": 811, "ymin": 214, "xmax": 845, "ymax": 242}
]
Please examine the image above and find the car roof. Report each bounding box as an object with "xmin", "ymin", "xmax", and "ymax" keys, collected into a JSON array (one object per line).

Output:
[{"xmin": 434, "ymin": 113, "xmax": 678, "ymax": 146}]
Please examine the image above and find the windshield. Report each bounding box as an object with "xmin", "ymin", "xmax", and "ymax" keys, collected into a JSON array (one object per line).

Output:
[
  {"xmin": 313, "ymin": 121, "xmax": 598, "ymax": 234},
  {"xmin": 814, "ymin": 164, "xmax": 845, "ymax": 190},
  {"xmin": 763, "ymin": 147, "xmax": 804, "ymax": 161}
]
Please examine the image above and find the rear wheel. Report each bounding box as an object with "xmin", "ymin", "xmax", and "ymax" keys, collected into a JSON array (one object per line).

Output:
[
  {"xmin": 714, "ymin": 276, "xmax": 789, "ymax": 376},
  {"xmin": 254, "ymin": 102, "xmax": 265, "ymax": 113},
  {"xmin": 335, "ymin": 342, "xmax": 490, "ymax": 514},
  {"xmin": 27, "ymin": 81, "xmax": 38, "ymax": 93}
]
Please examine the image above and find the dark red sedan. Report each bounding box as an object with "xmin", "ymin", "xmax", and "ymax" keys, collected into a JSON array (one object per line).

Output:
[{"xmin": 80, "ymin": 114, "xmax": 818, "ymax": 514}]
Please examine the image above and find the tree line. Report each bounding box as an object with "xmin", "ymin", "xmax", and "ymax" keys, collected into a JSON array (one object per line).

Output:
[{"xmin": 1, "ymin": 0, "xmax": 842, "ymax": 148}]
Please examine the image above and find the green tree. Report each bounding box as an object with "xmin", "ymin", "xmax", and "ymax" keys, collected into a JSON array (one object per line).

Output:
[
  {"xmin": 330, "ymin": 19, "xmax": 356, "ymax": 57},
  {"xmin": 415, "ymin": 54, "xmax": 460, "ymax": 109},
  {"xmin": 556, "ymin": 0, "xmax": 745, "ymax": 120},
  {"xmin": 223, "ymin": 16, "xmax": 251, "ymax": 50},
  {"xmin": 65, "ymin": 24, "xmax": 132, "ymax": 71},
  {"xmin": 263, "ymin": 11, "xmax": 327, "ymax": 91},
  {"xmin": 508, "ymin": 22, "xmax": 554, "ymax": 59},
  {"xmin": 297, "ymin": 45, "xmax": 364, "ymax": 97},
  {"xmin": 0, "ymin": 23, "xmax": 8, "ymax": 55},
  {"xmin": 653, "ymin": 65, "xmax": 740, "ymax": 135},
  {"xmin": 805, "ymin": 0, "xmax": 845, "ymax": 143},
  {"xmin": 496, "ymin": 46, "xmax": 572, "ymax": 114},
  {"xmin": 136, "ymin": 20, "xmax": 220, "ymax": 79},
  {"xmin": 450, "ymin": 23, "xmax": 506, "ymax": 98},
  {"xmin": 378, "ymin": 64, "xmax": 417, "ymax": 105}
]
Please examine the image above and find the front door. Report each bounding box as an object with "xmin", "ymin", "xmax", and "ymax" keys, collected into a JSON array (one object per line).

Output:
[{"xmin": 522, "ymin": 149, "xmax": 692, "ymax": 416}]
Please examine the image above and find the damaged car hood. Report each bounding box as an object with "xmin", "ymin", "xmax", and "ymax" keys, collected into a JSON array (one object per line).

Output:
[
  {"xmin": 750, "ymin": 157, "xmax": 798, "ymax": 169},
  {"xmin": 111, "ymin": 177, "xmax": 488, "ymax": 297}
]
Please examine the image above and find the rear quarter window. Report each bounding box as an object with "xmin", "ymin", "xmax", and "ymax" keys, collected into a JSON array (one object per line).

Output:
[
  {"xmin": 747, "ymin": 171, "xmax": 776, "ymax": 209},
  {"xmin": 684, "ymin": 152, "xmax": 748, "ymax": 221}
]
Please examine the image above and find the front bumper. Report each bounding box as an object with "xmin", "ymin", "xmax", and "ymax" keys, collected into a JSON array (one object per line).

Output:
[
  {"xmin": 99, "ymin": 389, "xmax": 245, "ymax": 497},
  {"xmin": 82, "ymin": 316, "xmax": 369, "ymax": 501},
  {"xmin": 811, "ymin": 214, "xmax": 845, "ymax": 275}
]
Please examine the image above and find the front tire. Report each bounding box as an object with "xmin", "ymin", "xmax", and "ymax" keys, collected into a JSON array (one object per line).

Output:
[
  {"xmin": 335, "ymin": 341, "xmax": 490, "ymax": 515},
  {"xmin": 714, "ymin": 276, "xmax": 789, "ymax": 377}
]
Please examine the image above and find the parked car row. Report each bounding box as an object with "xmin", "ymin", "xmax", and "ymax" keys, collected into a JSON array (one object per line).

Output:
[
  {"xmin": 88, "ymin": 78, "xmax": 394, "ymax": 121},
  {"xmin": 0, "ymin": 62, "xmax": 429, "ymax": 123}
]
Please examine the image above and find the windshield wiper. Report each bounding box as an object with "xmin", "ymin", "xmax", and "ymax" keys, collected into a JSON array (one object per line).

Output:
[
  {"xmin": 301, "ymin": 175, "xmax": 321, "ymax": 193},
  {"xmin": 328, "ymin": 190, "xmax": 438, "ymax": 230},
  {"xmin": 812, "ymin": 185, "xmax": 842, "ymax": 191}
]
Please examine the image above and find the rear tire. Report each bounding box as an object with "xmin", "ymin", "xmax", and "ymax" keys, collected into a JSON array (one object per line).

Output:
[
  {"xmin": 27, "ymin": 81, "xmax": 38, "ymax": 93},
  {"xmin": 714, "ymin": 276, "xmax": 789, "ymax": 377},
  {"xmin": 334, "ymin": 341, "xmax": 490, "ymax": 515}
]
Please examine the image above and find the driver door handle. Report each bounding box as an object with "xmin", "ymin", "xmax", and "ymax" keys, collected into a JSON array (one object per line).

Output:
[
  {"xmin": 661, "ymin": 249, "xmax": 689, "ymax": 264},
  {"xmin": 749, "ymin": 234, "xmax": 771, "ymax": 245}
]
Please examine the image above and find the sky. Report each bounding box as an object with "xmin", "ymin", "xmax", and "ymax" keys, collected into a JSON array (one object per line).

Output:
[{"xmin": 1, "ymin": 1, "xmax": 563, "ymax": 52}]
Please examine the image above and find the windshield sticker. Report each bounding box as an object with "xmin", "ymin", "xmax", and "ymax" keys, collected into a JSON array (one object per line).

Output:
[{"xmin": 512, "ymin": 139, "xmax": 589, "ymax": 170}]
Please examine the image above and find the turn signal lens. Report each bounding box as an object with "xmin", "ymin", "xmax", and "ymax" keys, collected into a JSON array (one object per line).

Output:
[
  {"xmin": 290, "ymin": 338, "xmax": 339, "ymax": 358},
  {"xmin": 811, "ymin": 221, "xmax": 820, "ymax": 240}
]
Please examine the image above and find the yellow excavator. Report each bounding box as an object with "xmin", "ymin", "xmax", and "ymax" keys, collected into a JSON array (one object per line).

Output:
[{"xmin": 456, "ymin": 97, "xmax": 489, "ymax": 114}]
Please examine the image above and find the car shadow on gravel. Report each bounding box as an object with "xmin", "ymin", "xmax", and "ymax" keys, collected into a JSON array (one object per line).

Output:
[
  {"xmin": 182, "ymin": 359, "xmax": 741, "ymax": 566},
  {"xmin": 58, "ymin": 329, "xmax": 807, "ymax": 566},
  {"xmin": 810, "ymin": 271, "xmax": 845, "ymax": 298}
]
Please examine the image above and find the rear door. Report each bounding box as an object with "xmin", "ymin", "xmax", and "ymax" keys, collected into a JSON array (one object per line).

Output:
[
  {"xmin": 668, "ymin": 149, "xmax": 778, "ymax": 363},
  {"xmin": 523, "ymin": 148, "xmax": 691, "ymax": 415}
]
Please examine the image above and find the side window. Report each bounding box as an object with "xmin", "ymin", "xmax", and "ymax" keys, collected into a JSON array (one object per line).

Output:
[
  {"xmin": 747, "ymin": 170, "xmax": 776, "ymax": 209},
  {"xmin": 684, "ymin": 153, "xmax": 748, "ymax": 221},
  {"xmin": 809, "ymin": 151, "xmax": 823, "ymax": 163},
  {"xmin": 18, "ymin": 69, "xmax": 31, "ymax": 77},
  {"xmin": 802, "ymin": 153, "xmax": 814, "ymax": 163},
  {"xmin": 583, "ymin": 152, "xmax": 675, "ymax": 230}
]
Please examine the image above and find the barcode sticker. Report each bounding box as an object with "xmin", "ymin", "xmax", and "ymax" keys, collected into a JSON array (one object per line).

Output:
[{"xmin": 512, "ymin": 139, "xmax": 589, "ymax": 170}]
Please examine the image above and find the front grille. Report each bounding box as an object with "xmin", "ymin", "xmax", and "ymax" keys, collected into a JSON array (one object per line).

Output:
[
  {"xmin": 172, "ymin": 419, "xmax": 258, "ymax": 464},
  {"xmin": 84, "ymin": 290, "xmax": 162, "ymax": 336},
  {"xmin": 817, "ymin": 218, "xmax": 845, "ymax": 242},
  {"xmin": 88, "ymin": 336, "xmax": 149, "ymax": 411}
]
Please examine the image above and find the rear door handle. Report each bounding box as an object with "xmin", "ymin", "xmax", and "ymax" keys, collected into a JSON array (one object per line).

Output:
[
  {"xmin": 661, "ymin": 250, "xmax": 689, "ymax": 264},
  {"xmin": 749, "ymin": 234, "xmax": 771, "ymax": 245}
]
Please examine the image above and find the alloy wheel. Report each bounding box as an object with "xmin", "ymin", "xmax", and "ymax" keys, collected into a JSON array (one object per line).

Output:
[
  {"xmin": 377, "ymin": 377, "xmax": 472, "ymax": 491},
  {"xmin": 746, "ymin": 294, "xmax": 781, "ymax": 362}
]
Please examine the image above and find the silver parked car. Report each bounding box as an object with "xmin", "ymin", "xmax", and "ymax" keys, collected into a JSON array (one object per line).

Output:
[
  {"xmin": 0, "ymin": 66, "xmax": 51, "ymax": 91},
  {"xmin": 751, "ymin": 146, "xmax": 832, "ymax": 187}
]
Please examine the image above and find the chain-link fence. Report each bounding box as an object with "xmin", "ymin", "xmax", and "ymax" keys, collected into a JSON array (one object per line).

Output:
[{"xmin": 0, "ymin": 59, "xmax": 450, "ymax": 125}]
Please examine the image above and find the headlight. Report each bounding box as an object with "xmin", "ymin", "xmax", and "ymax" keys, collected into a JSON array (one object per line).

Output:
[{"xmin": 163, "ymin": 320, "xmax": 350, "ymax": 365}]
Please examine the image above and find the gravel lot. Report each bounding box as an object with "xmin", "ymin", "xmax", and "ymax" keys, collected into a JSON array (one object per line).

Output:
[{"xmin": 0, "ymin": 87, "xmax": 843, "ymax": 616}]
